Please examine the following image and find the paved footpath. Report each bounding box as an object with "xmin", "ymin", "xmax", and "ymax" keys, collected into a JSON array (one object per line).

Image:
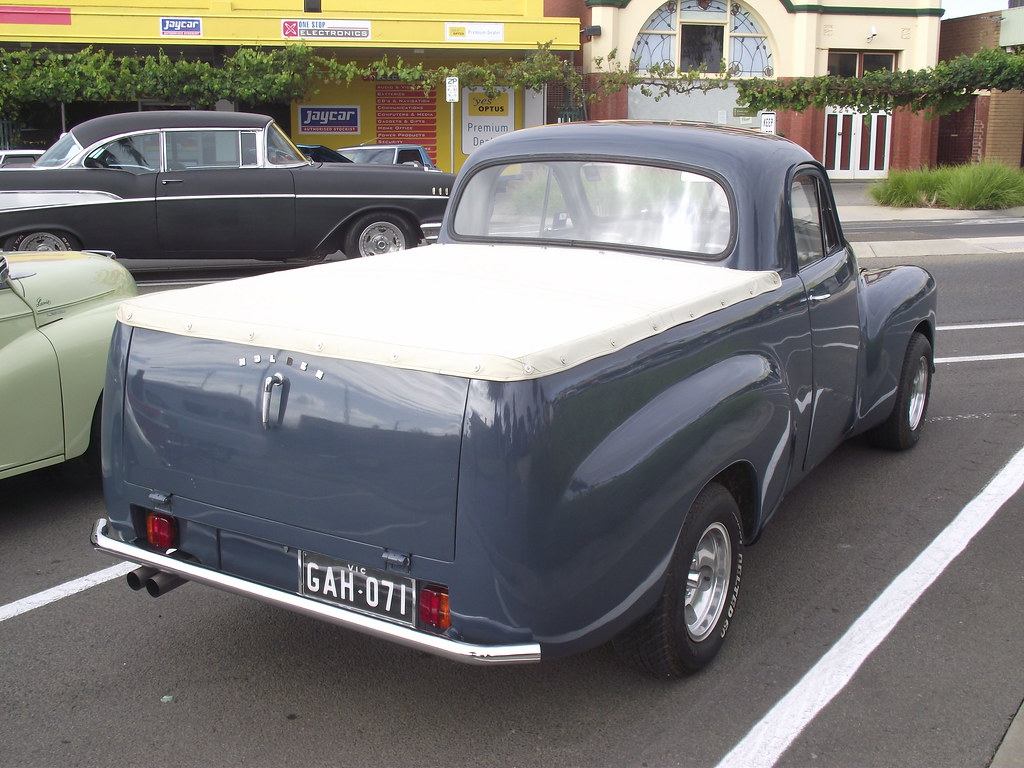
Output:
[
  {"xmin": 830, "ymin": 180, "xmax": 1024, "ymax": 257},
  {"xmin": 832, "ymin": 180, "xmax": 1024, "ymax": 768}
]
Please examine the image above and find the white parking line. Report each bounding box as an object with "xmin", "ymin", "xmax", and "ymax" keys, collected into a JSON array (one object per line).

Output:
[
  {"xmin": 938, "ymin": 321, "xmax": 1024, "ymax": 331},
  {"xmin": 0, "ymin": 561, "xmax": 135, "ymax": 623},
  {"xmin": 716, "ymin": 442, "xmax": 1024, "ymax": 768},
  {"xmin": 936, "ymin": 353, "xmax": 1024, "ymax": 364}
]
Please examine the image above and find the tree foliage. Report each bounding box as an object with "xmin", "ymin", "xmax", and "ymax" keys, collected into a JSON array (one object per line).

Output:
[
  {"xmin": 734, "ymin": 48, "xmax": 1024, "ymax": 116},
  {"xmin": 1, "ymin": 43, "xmax": 1021, "ymax": 121}
]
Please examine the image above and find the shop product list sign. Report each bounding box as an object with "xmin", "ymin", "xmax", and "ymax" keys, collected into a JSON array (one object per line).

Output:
[{"xmin": 462, "ymin": 88, "xmax": 513, "ymax": 155}]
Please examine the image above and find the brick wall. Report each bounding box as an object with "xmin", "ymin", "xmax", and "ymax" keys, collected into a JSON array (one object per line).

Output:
[
  {"xmin": 984, "ymin": 91, "xmax": 1024, "ymax": 167},
  {"xmin": 890, "ymin": 109, "xmax": 940, "ymax": 170},
  {"xmin": 777, "ymin": 108, "xmax": 825, "ymax": 163},
  {"xmin": 938, "ymin": 15, "xmax": 1001, "ymax": 59}
]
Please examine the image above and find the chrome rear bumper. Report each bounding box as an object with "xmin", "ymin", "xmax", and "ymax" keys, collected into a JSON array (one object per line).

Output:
[{"xmin": 91, "ymin": 518, "xmax": 541, "ymax": 665}]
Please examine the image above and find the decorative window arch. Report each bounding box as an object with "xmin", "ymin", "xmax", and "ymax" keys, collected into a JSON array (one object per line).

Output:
[{"xmin": 631, "ymin": 0, "xmax": 774, "ymax": 78}]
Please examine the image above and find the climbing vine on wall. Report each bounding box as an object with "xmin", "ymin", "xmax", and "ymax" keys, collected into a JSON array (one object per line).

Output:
[{"xmin": 1, "ymin": 43, "xmax": 1021, "ymax": 121}]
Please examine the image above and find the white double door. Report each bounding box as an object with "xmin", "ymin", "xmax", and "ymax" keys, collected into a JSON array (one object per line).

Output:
[{"xmin": 824, "ymin": 107, "xmax": 892, "ymax": 179}]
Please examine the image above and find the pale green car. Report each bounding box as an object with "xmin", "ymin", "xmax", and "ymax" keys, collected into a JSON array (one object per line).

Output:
[{"xmin": 1, "ymin": 250, "xmax": 137, "ymax": 480}]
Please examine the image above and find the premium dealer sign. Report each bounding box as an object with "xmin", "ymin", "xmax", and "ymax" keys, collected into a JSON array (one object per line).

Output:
[{"xmin": 282, "ymin": 19, "xmax": 370, "ymax": 40}]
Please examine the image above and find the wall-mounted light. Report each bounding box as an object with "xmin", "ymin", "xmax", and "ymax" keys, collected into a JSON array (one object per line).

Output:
[
  {"xmin": 866, "ymin": 26, "xmax": 877, "ymax": 43},
  {"xmin": 581, "ymin": 25, "xmax": 601, "ymax": 37}
]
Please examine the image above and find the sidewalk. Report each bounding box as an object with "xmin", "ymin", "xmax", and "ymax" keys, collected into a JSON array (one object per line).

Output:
[
  {"xmin": 831, "ymin": 181, "xmax": 1024, "ymax": 768},
  {"xmin": 830, "ymin": 180, "xmax": 1024, "ymax": 258}
]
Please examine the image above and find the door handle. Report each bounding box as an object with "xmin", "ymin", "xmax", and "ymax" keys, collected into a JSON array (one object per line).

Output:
[
  {"xmin": 160, "ymin": 178, "xmax": 184, "ymax": 184},
  {"xmin": 261, "ymin": 373, "xmax": 285, "ymax": 429},
  {"xmin": 809, "ymin": 291, "xmax": 832, "ymax": 303}
]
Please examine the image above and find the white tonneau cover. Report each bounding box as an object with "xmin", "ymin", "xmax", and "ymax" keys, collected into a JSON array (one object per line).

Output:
[{"xmin": 118, "ymin": 244, "xmax": 781, "ymax": 382}]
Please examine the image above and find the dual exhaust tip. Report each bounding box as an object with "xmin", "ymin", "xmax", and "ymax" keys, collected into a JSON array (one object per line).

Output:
[{"xmin": 126, "ymin": 566, "xmax": 186, "ymax": 597}]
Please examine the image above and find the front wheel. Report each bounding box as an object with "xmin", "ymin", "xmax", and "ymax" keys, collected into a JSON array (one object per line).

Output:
[
  {"xmin": 867, "ymin": 332, "xmax": 932, "ymax": 451},
  {"xmin": 4, "ymin": 230, "xmax": 79, "ymax": 252},
  {"xmin": 342, "ymin": 213, "xmax": 417, "ymax": 258},
  {"xmin": 613, "ymin": 483, "xmax": 744, "ymax": 678}
]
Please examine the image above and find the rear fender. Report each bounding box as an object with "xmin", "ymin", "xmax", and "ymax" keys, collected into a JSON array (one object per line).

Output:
[
  {"xmin": 855, "ymin": 264, "xmax": 937, "ymax": 432},
  {"xmin": 450, "ymin": 351, "xmax": 793, "ymax": 656}
]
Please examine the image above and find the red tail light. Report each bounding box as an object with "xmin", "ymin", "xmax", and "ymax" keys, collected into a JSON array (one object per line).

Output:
[
  {"xmin": 146, "ymin": 512, "xmax": 178, "ymax": 550},
  {"xmin": 419, "ymin": 584, "xmax": 450, "ymax": 631}
]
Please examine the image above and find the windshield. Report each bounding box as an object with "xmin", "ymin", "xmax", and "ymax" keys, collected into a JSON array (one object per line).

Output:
[
  {"xmin": 35, "ymin": 132, "xmax": 83, "ymax": 168},
  {"xmin": 338, "ymin": 147, "xmax": 395, "ymax": 164},
  {"xmin": 452, "ymin": 160, "xmax": 733, "ymax": 258}
]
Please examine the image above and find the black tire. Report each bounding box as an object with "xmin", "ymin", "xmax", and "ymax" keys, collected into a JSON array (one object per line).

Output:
[
  {"xmin": 5, "ymin": 230, "xmax": 79, "ymax": 252},
  {"xmin": 613, "ymin": 483, "xmax": 744, "ymax": 678},
  {"xmin": 867, "ymin": 332, "xmax": 932, "ymax": 451},
  {"xmin": 342, "ymin": 212, "xmax": 417, "ymax": 258}
]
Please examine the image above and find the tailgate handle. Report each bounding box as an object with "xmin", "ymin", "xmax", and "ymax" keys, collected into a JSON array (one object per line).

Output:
[{"xmin": 261, "ymin": 373, "xmax": 285, "ymax": 429}]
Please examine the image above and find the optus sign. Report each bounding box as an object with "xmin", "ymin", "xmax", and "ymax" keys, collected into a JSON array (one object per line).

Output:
[{"xmin": 462, "ymin": 88, "xmax": 514, "ymax": 154}]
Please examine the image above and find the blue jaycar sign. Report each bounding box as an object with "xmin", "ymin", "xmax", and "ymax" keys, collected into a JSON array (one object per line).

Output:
[
  {"xmin": 160, "ymin": 18, "xmax": 202, "ymax": 36},
  {"xmin": 299, "ymin": 106, "xmax": 360, "ymax": 134}
]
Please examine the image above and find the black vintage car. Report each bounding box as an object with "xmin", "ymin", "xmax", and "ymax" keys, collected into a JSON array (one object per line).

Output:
[{"xmin": 0, "ymin": 111, "xmax": 453, "ymax": 259}]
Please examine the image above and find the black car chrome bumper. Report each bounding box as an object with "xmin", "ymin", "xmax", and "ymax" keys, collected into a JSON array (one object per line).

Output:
[{"xmin": 91, "ymin": 518, "xmax": 541, "ymax": 665}]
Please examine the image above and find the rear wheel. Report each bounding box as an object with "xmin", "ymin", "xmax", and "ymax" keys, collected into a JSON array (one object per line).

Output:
[
  {"xmin": 613, "ymin": 483, "xmax": 744, "ymax": 678},
  {"xmin": 867, "ymin": 332, "xmax": 932, "ymax": 450},
  {"xmin": 4, "ymin": 230, "xmax": 79, "ymax": 252},
  {"xmin": 342, "ymin": 213, "xmax": 417, "ymax": 258}
]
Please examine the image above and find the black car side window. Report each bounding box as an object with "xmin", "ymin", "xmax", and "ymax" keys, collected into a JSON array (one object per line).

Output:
[
  {"xmin": 87, "ymin": 132, "xmax": 160, "ymax": 174},
  {"xmin": 165, "ymin": 130, "xmax": 243, "ymax": 171}
]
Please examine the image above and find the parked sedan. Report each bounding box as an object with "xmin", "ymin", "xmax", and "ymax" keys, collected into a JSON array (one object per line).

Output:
[
  {"xmin": 0, "ymin": 112, "xmax": 453, "ymax": 259},
  {"xmin": 0, "ymin": 149, "xmax": 44, "ymax": 168},
  {"xmin": 337, "ymin": 143, "xmax": 441, "ymax": 171},
  {"xmin": 1, "ymin": 250, "xmax": 137, "ymax": 480},
  {"xmin": 296, "ymin": 144, "xmax": 353, "ymax": 164}
]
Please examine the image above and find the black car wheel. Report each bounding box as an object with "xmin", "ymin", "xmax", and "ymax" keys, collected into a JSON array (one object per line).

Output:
[
  {"xmin": 867, "ymin": 332, "xmax": 932, "ymax": 451},
  {"xmin": 5, "ymin": 230, "xmax": 79, "ymax": 252},
  {"xmin": 343, "ymin": 213, "xmax": 417, "ymax": 258},
  {"xmin": 613, "ymin": 482, "xmax": 744, "ymax": 678}
]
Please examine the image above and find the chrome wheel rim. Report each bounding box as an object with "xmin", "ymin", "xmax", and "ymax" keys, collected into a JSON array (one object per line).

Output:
[
  {"xmin": 357, "ymin": 222, "xmax": 405, "ymax": 256},
  {"xmin": 685, "ymin": 522, "xmax": 732, "ymax": 642},
  {"xmin": 907, "ymin": 355, "xmax": 929, "ymax": 431},
  {"xmin": 18, "ymin": 232, "xmax": 67, "ymax": 251}
]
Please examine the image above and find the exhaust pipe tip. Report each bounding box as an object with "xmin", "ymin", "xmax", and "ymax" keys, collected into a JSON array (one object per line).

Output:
[
  {"xmin": 126, "ymin": 566, "xmax": 159, "ymax": 591},
  {"xmin": 144, "ymin": 570, "xmax": 188, "ymax": 598}
]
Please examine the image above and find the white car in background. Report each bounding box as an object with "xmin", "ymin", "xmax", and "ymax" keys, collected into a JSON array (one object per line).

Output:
[
  {"xmin": 336, "ymin": 143, "xmax": 440, "ymax": 171},
  {"xmin": 0, "ymin": 149, "xmax": 44, "ymax": 168}
]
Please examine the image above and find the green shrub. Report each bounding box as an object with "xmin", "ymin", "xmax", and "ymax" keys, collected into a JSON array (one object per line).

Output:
[{"xmin": 871, "ymin": 163, "xmax": 1024, "ymax": 210}]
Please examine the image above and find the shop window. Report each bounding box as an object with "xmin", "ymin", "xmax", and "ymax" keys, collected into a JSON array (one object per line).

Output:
[{"xmin": 632, "ymin": 0, "xmax": 773, "ymax": 77}]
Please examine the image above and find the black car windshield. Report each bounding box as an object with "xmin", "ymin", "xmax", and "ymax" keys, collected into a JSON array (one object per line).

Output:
[
  {"xmin": 452, "ymin": 160, "xmax": 732, "ymax": 257},
  {"xmin": 35, "ymin": 132, "xmax": 84, "ymax": 168}
]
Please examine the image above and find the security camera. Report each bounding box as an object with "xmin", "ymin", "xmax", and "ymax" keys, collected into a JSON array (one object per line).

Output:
[{"xmin": 867, "ymin": 27, "xmax": 877, "ymax": 42}]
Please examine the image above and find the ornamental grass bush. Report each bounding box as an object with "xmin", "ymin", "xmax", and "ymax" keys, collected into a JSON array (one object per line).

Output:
[{"xmin": 871, "ymin": 163, "xmax": 1024, "ymax": 210}]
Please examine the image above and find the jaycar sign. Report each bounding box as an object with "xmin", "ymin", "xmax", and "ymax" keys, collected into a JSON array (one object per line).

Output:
[{"xmin": 299, "ymin": 106, "xmax": 360, "ymax": 134}]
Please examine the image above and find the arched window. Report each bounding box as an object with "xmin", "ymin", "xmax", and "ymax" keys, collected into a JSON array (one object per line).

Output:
[{"xmin": 631, "ymin": 0, "xmax": 773, "ymax": 78}]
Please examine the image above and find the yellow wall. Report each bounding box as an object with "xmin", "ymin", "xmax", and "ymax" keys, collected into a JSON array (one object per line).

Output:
[
  {"xmin": 0, "ymin": 0, "xmax": 579, "ymax": 48},
  {"xmin": 292, "ymin": 66, "xmax": 535, "ymax": 173}
]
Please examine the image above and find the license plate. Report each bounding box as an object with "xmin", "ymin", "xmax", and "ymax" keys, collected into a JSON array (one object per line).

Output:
[{"xmin": 299, "ymin": 551, "xmax": 416, "ymax": 627}]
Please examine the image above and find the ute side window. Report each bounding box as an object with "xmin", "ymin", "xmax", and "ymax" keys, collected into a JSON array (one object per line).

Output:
[{"xmin": 791, "ymin": 175, "xmax": 825, "ymax": 269}]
